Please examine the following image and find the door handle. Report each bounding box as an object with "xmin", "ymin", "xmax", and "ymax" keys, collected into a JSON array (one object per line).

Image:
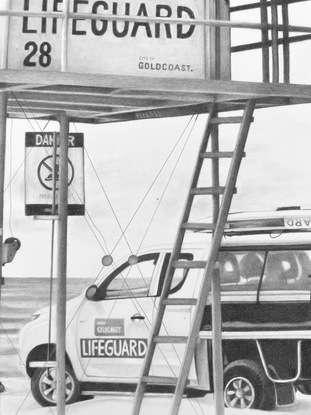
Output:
[{"xmin": 131, "ymin": 313, "xmax": 145, "ymax": 320}]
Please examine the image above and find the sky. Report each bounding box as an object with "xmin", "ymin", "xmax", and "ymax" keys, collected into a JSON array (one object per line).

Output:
[
  {"xmin": 2, "ymin": 101, "xmax": 311, "ymax": 280},
  {"xmin": 2, "ymin": 0, "xmax": 311, "ymax": 279}
]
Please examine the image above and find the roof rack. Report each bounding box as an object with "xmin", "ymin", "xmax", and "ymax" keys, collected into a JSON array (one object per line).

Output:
[{"xmin": 199, "ymin": 209, "xmax": 311, "ymax": 236}]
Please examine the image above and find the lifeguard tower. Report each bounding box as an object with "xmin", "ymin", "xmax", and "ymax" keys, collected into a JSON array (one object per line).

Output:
[{"xmin": 1, "ymin": 1, "xmax": 311, "ymax": 415}]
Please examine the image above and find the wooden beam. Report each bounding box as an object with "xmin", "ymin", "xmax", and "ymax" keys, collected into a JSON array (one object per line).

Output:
[
  {"xmin": 9, "ymin": 92, "xmax": 194, "ymax": 108},
  {"xmin": 13, "ymin": 86, "xmax": 215, "ymax": 105},
  {"xmin": 282, "ymin": 0, "xmax": 290, "ymax": 83},
  {"xmin": 1, "ymin": 7, "xmax": 310, "ymax": 34},
  {"xmin": 260, "ymin": 0, "xmax": 270, "ymax": 83},
  {"xmin": 3, "ymin": 70, "xmax": 311, "ymax": 100},
  {"xmin": 271, "ymin": 0, "xmax": 280, "ymax": 83},
  {"xmin": 231, "ymin": 34, "xmax": 311, "ymax": 53},
  {"xmin": 230, "ymin": 0, "xmax": 309, "ymax": 12}
]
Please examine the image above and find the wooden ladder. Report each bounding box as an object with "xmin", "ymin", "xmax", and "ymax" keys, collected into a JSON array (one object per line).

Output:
[{"xmin": 131, "ymin": 99, "xmax": 256, "ymax": 415}]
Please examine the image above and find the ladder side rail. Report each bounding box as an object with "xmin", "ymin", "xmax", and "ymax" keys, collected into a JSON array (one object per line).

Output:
[
  {"xmin": 210, "ymin": 122, "xmax": 225, "ymax": 414},
  {"xmin": 169, "ymin": 99, "xmax": 256, "ymax": 415},
  {"xmin": 131, "ymin": 104, "xmax": 217, "ymax": 415}
]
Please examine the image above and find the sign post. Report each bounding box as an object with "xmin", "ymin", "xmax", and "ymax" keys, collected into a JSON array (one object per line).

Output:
[
  {"xmin": 0, "ymin": 92, "xmax": 8, "ymax": 296},
  {"xmin": 56, "ymin": 112, "xmax": 69, "ymax": 415}
]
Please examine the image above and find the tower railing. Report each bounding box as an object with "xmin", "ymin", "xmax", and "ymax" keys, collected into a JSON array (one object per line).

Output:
[{"xmin": 230, "ymin": 0, "xmax": 311, "ymax": 84}]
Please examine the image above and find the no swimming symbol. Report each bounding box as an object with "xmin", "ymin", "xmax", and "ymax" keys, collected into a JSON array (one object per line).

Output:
[{"xmin": 37, "ymin": 155, "xmax": 74, "ymax": 191}]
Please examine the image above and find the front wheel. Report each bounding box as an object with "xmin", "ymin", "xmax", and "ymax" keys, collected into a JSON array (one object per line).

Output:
[
  {"xmin": 31, "ymin": 365, "xmax": 81, "ymax": 407},
  {"xmin": 223, "ymin": 359, "xmax": 275, "ymax": 410}
]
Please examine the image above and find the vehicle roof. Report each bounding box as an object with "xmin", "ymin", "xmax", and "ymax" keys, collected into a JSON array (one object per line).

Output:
[
  {"xmin": 104, "ymin": 209, "xmax": 311, "ymax": 265},
  {"xmin": 199, "ymin": 207, "xmax": 311, "ymax": 237}
]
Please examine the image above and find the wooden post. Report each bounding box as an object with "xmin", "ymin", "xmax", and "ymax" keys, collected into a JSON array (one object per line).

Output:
[
  {"xmin": 0, "ymin": 92, "xmax": 8, "ymax": 299},
  {"xmin": 211, "ymin": 118, "xmax": 225, "ymax": 415},
  {"xmin": 0, "ymin": 0, "xmax": 11, "ymax": 69},
  {"xmin": 282, "ymin": 0, "xmax": 290, "ymax": 83},
  {"xmin": 260, "ymin": 0, "xmax": 270, "ymax": 82},
  {"xmin": 61, "ymin": 0, "xmax": 70, "ymax": 72},
  {"xmin": 271, "ymin": 0, "xmax": 279, "ymax": 83},
  {"xmin": 56, "ymin": 112, "xmax": 69, "ymax": 415}
]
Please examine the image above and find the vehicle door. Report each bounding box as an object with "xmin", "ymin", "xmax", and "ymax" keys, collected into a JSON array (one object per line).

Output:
[
  {"xmin": 252, "ymin": 249, "xmax": 311, "ymax": 379},
  {"xmin": 216, "ymin": 248, "xmax": 311, "ymax": 329},
  {"xmin": 257, "ymin": 249, "xmax": 311, "ymax": 327},
  {"xmin": 76, "ymin": 252, "xmax": 163, "ymax": 380},
  {"xmin": 210, "ymin": 250, "xmax": 265, "ymax": 330},
  {"xmin": 153, "ymin": 249, "xmax": 204, "ymax": 379}
]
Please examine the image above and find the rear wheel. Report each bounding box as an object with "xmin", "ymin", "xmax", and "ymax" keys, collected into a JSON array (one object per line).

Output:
[
  {"xmin": 223, "ymin": 359, "xmax": 275, "ymax": 410},
  {"xmin": 31, "ymin": 365, "xmax": 81, "ymax": 407}
]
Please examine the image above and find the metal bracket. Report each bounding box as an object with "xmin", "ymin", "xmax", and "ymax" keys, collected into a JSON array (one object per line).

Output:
[{"xmin": 256, "ymin": 339, "xmax": 302, "ymax": 383}]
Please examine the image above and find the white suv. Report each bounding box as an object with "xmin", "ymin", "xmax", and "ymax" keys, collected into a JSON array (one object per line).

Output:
[{"xmin": 20, "ymin": 208, "xmax": 311, "ymax": 410}]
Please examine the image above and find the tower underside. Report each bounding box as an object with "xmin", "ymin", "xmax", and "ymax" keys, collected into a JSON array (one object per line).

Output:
[{"xmin": 1, "ymin": 0, "xmax": 311, "ymax": 123}]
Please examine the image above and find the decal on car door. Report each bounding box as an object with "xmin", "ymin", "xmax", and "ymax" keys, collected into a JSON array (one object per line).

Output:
[
  {"xmin": 80, "ymin": 338, "xmax": 148, "ymax": 358},
  {"xmin": 95, "ymin": 318, "xmax": 125, "ymax": 336}
]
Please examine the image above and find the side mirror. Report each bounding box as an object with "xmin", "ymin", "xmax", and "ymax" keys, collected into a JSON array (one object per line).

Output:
[
  {"xmin": 85, "ymin": 284, "xmax": 98, "ymax": 301},
  {"xmin": 2, "ymin": 237, "xmax": 21, "ymax": 265}
]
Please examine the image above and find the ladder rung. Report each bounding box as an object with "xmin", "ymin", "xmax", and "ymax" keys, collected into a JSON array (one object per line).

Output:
[
  {"xmin": 154, "ymin": 336, "xmax": 188, "ymax": 344},
  {"xmin": 191, "ymin": 187, "xmax": 224, "ymax": 195},
  {"xmin": 142, "ymin": 375, "xmax": 178, "ymax": 385},
  {"xmin": 210, "ymin": 116, "xmax": 253, "ymax": 124},
  {"xmin": 163, "ymin": 298, "xmax": 197, "ymax": 306},
  {"xmin": 200, "ymin": 151, "xmax": 246, "ymax": 159},
  {"xmin": 191, "ymin": 187, "xmax": 237, "ymax": 195},
  {"xmin": 182, "ymin": 222, "xmax": 215, "ymax": 231},
  {"xmin": 173, "ymin": 260, "xmax": 206, "ymax": 269}
]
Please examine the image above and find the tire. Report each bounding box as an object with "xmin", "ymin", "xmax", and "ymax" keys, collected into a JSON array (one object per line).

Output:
[
  {"xmin": 31, "ymin": 365, "xmax": 81, "ymax": 407},
  {"xmin": 223, "ymin": 359, "xmax": 275, "ymax": 410}
]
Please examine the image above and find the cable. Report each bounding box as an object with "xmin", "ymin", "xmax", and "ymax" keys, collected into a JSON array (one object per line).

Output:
[
  {"xmin": 3, "ymin": 106, "xmax": 204, "ymax": 413},
  {"xmin": 83, "ymin": 146, "xmax": 134, "ymax": 254},
  {"xmin": 67, "ymin": 185, "xmax": 110, "ymax": 253},
  {"xmin": 137, "ymin": 114, "xmax": 199, "ymax": 253},
  {"xmin": 108, "ymin": 115, "xmax": 197, "ymax": 255},
  {"xmin": 1, "ymin": 94, "xmax": 57, "ymax": 415},
  {"xmin": 68, "ymin": 116, "xmax": 205, "ymax": 415},
  {"xmin": 64, "ymin": 118, "xmax": 201, "ymax": 391}
]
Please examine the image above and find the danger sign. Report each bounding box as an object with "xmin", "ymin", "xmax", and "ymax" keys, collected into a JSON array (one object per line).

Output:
[{"xmin": 25, "ymin": 132, "xmax": 85, "ymax": 216}]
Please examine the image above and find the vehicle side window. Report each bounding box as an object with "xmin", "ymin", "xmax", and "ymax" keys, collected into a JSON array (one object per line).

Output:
[
  {"xmin": 219, "ymin": 251, "xmax": 264, "ymax": 291},
  {"xmin": 262, "ymin": 250, "xmax": 311, "ymax": 290},
  {"xmin": 158, "ymin": 253, "xmax": 194, "ymax": 296},
  {"xmin": 98, "ymin": 253, "xmax": 160, "ymax": 300}
]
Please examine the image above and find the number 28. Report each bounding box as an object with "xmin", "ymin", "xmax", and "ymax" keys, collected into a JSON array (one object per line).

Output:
[{"xmin": 24, "ymin": 41, "xmax": 52, "ymax": 68}]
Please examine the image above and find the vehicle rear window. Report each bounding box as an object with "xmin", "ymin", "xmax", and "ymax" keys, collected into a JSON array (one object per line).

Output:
[
  {"xmin": 261, "ymin": 250, "xmax": 311, "ymax": 290},
  {"xmin": 218, "ymin": 250, "xmax": 311, "ymax": 292},
  {"xmin": 218, "ymin": 251, "xmax": 264, "ymax": 291}
]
